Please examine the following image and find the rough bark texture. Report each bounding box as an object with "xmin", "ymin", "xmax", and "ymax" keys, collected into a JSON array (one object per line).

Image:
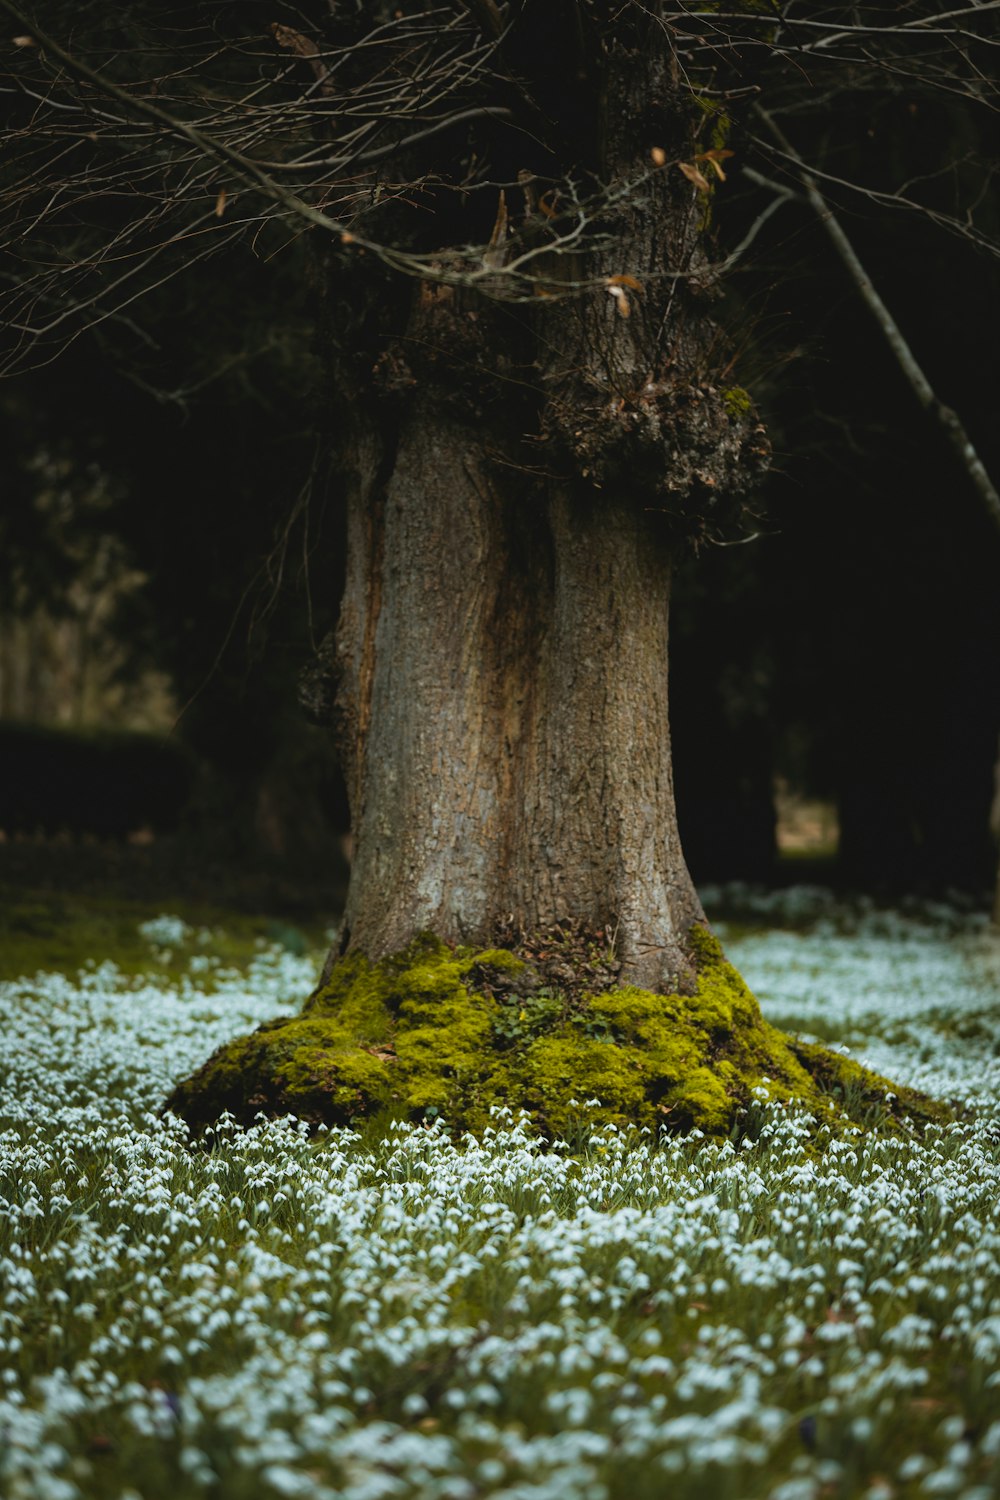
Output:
[
  {"xmin": 334, "ymin": 386, "xmax": 703, "ymax": 989},
  {"xmin": 322, "ymin": 15, "xmax": 768, "ymax": 990}
]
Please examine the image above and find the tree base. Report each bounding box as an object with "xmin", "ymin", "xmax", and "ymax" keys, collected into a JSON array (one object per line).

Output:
[{"xmin": 165, "ymin": 927, "xmax": 951, "ymax": 1140}]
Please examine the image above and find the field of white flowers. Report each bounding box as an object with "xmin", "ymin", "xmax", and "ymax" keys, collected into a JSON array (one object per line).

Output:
[{"xmin": 2, "ymin": 891, "xmax": 999, "ymax": 1500}]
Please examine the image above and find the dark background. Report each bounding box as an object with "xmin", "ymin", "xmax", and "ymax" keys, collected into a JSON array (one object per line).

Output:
[{"xmin": 2, "ymin": 71, "xmax": 999, "ymax": 917}]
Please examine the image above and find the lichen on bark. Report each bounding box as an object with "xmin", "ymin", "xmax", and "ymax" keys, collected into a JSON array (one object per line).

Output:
[{"xmin": 165, "ymin": 926, "xmax": 948, "ymax": 1141}]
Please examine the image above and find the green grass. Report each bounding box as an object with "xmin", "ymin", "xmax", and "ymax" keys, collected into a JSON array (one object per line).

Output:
[
  {"xmin": 1, "ymin": 890, "xmax": 999, "ymax": 1500},
  {"xmin": 0, "ymin": 883, "xmax": 326, "ymax": 983}
]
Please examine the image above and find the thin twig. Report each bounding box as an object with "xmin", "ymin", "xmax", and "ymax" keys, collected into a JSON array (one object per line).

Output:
[{"xmin": 754, "ymin": 103, "xmax": 1000, "ymax": 538}]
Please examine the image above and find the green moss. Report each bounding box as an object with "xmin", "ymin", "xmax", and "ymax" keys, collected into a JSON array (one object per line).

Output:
[
  {"xmin": 304, "ymin": 951, "xmax": 395, "ymax": 1035},
  {"xmin": 394, "ymin": 984, "xmax": 496, "ymax": 1120},
  {"xmin": 276, "ymin": 1043, "xmax": 395, "ymax": 1119},
  {"xmin": 790, "ymin": 1039, "xmax": 955, "ymax": 1133},
  {"xmin": 496, "ymin": 1034, "xmax": 647, "ymax": 1139},
  {"xmin": 666, "ymin": 1065, "xmax": 734, "ymax": 1133},
  {"xmin": 690, "ymin": 95, "xmax": 733, "ymax": 154},
  {"xmin": 166, "ymin": 927, "xmax": 950, "ymax": 1142},
  {"xmin": 721, "ymin": 385, "xmax": 754, "ymax": 418}
]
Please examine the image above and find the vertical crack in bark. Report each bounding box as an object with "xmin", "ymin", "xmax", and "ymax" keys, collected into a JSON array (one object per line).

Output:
[
  {"xmin": 355, "ymin": 489, "xmax": 385, "ymax": 806},
  {"xmin": 334, "ymin": 422, "xmax": 393, "ymax": 834},
  {"xmin": 337, "ymin": 414, "xmax": 705, "ymax": 988}
]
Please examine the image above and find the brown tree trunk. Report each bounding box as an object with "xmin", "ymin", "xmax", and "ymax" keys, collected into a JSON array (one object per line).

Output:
[
  {"xmin": 164, "ymin": 8, "xmax": 948, "ymax": 1142},
  {"xmin": 333, "ymin": 386, "xmax": 704, "ymax": 990},
  {"xmin": 322, "ymin": 15, "xmax": 766, "ymax": 992}
]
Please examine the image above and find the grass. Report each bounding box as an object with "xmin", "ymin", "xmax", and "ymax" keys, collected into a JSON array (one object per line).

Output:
[
  {"xmin": 1, "ymin": 889, "xmax": 999, "ymax": 1499},
  {"xmin": 0, "ymin": 884, "xmax": 326, "ymax": 984}
]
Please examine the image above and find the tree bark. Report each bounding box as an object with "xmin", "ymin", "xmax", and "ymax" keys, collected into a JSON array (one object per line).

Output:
[
  {"xmin": 333, "ymin": 380, "xmax": 704, "ymax": 990},
  {"xmin": 322, "ymin": 15, "xmax": 768, "ymax": 993}
]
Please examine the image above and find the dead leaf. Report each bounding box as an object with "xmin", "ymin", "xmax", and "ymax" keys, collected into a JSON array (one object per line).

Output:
[
  {"xmin": 695, "ymin": 148, "xmax": 735, "ymax": 182},
  {"xmin": 214, "ymin": 189, "xmax": 227, "ymax": 218},
  {"xmin": 270, "ymin": 22, "xmax": 333, "ymax": 96},
  {"xmin": 678, "ymin": 161, "xmax": 711, "ymax": 193},
  {"xmin": 606, "ymin": 285, "xmax": 631, "ymax": 317},
  {"xmin": 363, "ymin": 1045, "xmax": 397, "ymax": 1063},
  {"xmin": 271, "ymin": 22, "xmax": 319, "ymax": 59}
]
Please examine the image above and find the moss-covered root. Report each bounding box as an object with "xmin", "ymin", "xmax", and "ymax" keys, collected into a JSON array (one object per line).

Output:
[{"xmin": 165, "ymin": 928, "xmax": 949, "ymax": 1140}]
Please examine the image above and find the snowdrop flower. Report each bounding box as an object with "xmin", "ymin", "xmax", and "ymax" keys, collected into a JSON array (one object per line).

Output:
[{"xmin": 0, "ymin": 894, "xmax": 998, "ymax": 1499}]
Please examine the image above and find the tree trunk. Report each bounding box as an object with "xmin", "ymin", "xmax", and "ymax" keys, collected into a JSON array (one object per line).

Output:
[
  {"xmin": 334, "ymin": 393, "xmax": 703, "ymax": 991},
  {"xmin": 164, "ymin": 7, "xmax": 950, "ymax": 1142},
  {"xmin": 166, "ymin": 297, "xmax": 945, "ymax": 1143},
  {"xmin": 324, "ymin": 17, "xmax": 764, "ymax": 991}
]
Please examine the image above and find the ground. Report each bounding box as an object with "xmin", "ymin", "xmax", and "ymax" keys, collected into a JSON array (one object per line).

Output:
[
  {"xmin": 1, "ymin": 880, "xmax": 999, "ymax": 1499},
  {"xmin": 165, "ymin": 923, "xmax": 950, "ymax": 1141}
]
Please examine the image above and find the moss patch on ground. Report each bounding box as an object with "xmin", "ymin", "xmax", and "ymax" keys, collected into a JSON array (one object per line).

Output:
[
  {"xmin": 166, "ymin": 927, "xmax": 949, "ymax": 1140},
  {"xmin": 0, "ymin": 883, "xmax": 323, "ymax": 984}
]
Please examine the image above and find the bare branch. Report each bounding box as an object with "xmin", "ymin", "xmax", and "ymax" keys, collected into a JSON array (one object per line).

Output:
[
  {"xmin": 1, "ymin": 0, "xmax": 997, "ymax": 399},
  {"xmin": 459, "ymin": 0, "xmax": 506, "ymax": 41},
  {"xmin": 754, "ymin": 102, "xmax": 1000, "ymax": 536},
  {"xmin": 713, "ymin": 170, "xmax": 802, "ymax": 273}
]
